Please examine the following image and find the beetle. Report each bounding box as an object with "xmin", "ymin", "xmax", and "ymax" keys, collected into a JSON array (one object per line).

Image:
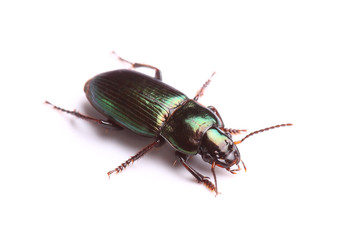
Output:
[{"xmin": 46, "ymin": 52, "xmax": 292, "ymax": 194}]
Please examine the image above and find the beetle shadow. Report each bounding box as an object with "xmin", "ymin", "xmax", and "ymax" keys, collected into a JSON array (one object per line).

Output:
[
  {"xmin": 80, "ymin": 102, "xmax": 177, "ymax": 168},
  {"xmin": 80, "ymin": 101, "xmax": 229, "ymax": 183}
]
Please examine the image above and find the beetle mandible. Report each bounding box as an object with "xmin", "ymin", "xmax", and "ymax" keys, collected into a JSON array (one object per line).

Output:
[{"xmin": 46, "ymin": 52, "xmax": 292, "ymax": 195}]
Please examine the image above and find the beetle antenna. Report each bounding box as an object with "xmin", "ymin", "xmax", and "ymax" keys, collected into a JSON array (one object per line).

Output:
[{"xmin": 234, "ymin": 123, "xmax": 292, "ymax": 144}]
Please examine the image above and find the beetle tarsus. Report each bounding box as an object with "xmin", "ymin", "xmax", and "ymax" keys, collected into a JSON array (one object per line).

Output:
[
  {"xmin": 202, "ymin": 178, "xmax": 220, "ymax": 196},
  {"xmin": 107, "ymin": 170, "xmax": 115, "ymax": 178},
  {"xmin": 45, "ymin": 100, "xmax": 121, "ymax": 129},
  {"xmin": 108, "ymin": 159, "xmax": 132, "ymax": 176},
  {"xmin": 193, "ymin": 72, "xmax": 215, "ymax": 101},
  {"xmin": 202, "ymin": 179, "xmax": 215, "ymax": 190},
  {"xmin": 107, "ymin": 140, "xmax": 160, "ymax": 178},
  {"xmin": 222, "ymin": 128, "xmax": 247, "ymax": 135},
  {"xmin": 112, "ymin": 51, "xmax": 162, "ymax": 80},
  {"xmin": 177, "ymin": 152, "xmax": 218, "ymax": 195}
]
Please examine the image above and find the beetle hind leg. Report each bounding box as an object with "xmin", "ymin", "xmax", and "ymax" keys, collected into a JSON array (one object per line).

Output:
[
  {"xmin": 45, "ymin": 101, "xmax": 122, "ymax": 129},
  {"xmin": 112, "ymin": 51, "xmax": 162, "ymax": 80}
]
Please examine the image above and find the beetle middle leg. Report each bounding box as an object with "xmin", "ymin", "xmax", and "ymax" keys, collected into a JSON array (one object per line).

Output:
[
  {"xmin": 176, "ymin": 152, "xmax": 218, "ymax": 194},
  {"xmin": 112, "ymin": 51, "xmax": 162, "ymax": 80},
  {"xmin": 45, "ymin": 101, "xmax": 122, "ymax": 129},
  {"xmin": 107, "ymin": 139, "xmax": 161, "ymax": 176}
]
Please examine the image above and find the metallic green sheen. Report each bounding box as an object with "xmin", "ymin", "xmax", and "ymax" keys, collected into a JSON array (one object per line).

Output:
[
  {"xmin": 203, "ymin": 128, "xmax": 230, "ymax": 151},
  {"xmin": 160, "ymin": 100, "xmax": 221, "ymax": 155},
  {"xmin": 85, "ymin": 70, "xmax": 188, "ymax": 137}
]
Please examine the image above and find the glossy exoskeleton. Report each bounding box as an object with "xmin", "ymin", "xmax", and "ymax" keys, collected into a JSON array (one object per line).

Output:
[{"xmin": 46, "ymin": 53, "xmax": 292, "ymax": 194}]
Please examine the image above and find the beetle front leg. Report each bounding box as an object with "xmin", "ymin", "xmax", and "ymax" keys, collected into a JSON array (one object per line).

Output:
[
  {"xmin": 193, "ymin": 72, "xmax": 215, "ymax": 101},
  {"xmin": 176, "ymin": 152, "xmax": 218, "ymax": 194},
  {"xmin": 208, "ymin": 105, "xmax": 247, "ymax": 135},
  {"xmin": 222, "ymin": 128, "xmax": 247, "ymax": 135},
  {"xmin": 112, "ymin": 51, "xmax": 162, "ymax": 80},
  {"xmin": 45, "ymin": 101, "xmax": 122, "ymax": 129},
  {"xmin": 208, "ymin": 105, "xmax": 225, "ymax": 127}
]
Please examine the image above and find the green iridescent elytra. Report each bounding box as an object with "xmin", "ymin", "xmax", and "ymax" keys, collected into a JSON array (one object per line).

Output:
[{"xmin": 85, "ymin": 69, "xmax": 222, "ymax": 154}]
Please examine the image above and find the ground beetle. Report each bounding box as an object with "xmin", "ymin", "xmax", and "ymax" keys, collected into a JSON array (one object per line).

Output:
[{"xmin": 46, "ymin": 52, "xmax": 292, "ymax": 195}]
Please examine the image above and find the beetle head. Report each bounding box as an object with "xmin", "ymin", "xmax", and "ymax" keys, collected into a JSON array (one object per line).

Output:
[{"xmin": 199, "ymin": 128, "xmax": 243, "ymax": 172}]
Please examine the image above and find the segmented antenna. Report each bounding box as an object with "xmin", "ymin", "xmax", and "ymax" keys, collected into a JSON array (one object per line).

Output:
[{"xmin": 234, "ymin": 123, "xmax": 292, "ymax": 144}]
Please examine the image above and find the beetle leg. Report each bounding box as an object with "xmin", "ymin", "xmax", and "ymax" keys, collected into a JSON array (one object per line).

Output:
[
  {"xmin": 176, "ymin": 152, "xmax": 218, "ymax": 194},
  {"xmin": 112, "ymin": 51, "xmax": 162, "ymax": 81},
  {"xmin": 208, "ymin": 105, "xmax": 247, "ymax": 135},
  {"xmin": 193, "ymin": 72, "xmax": 215, "ymax": 101},
  {"xmin": 107, "ymin": 139, "xmax": 161, "ymax": 176},
  {"xmin": 221, "ymin": 128, "xmax": 247, "ymax": 135},
  {"xmin": 207, "ymin": 105, "xmax": 225, "ymax": 127},
  {"xmin": 211, "ymin": 162, "xmax": 219, "ymax": 195},
  {"xmin": 45, "ymin": 101, "xmax": 122, "ymax": 129}
]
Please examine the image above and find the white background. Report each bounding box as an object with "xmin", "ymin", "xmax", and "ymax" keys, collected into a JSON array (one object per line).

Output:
[{"xmin": 1, "ymin": 1, "xmax": 359, "ymax": 239}]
